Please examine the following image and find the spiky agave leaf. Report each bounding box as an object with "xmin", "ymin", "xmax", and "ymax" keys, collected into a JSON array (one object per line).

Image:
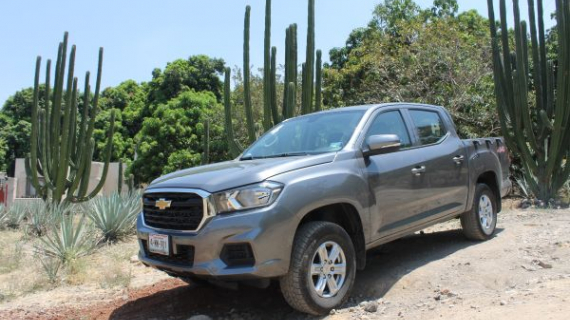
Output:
[
  {"xmin": 38, "ymin": 214, "xmax": 96, "ymax": 263},
  {"xmin": 0, "ymin": 204, "xmax": 8, "ymax": 229},
  {"xmin": 27, "ymin": 201, "xmax": 69, "ymax": 237},
  {"xmin": 84, "ymin": 192, "xmax": 142, "ymax": 242},
  {"xmin": 6, "ymin": 202, "xmax": 29, "ymax": 229}
]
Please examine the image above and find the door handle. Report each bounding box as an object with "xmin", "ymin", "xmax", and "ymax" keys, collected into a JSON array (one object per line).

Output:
[
  {"xmin": 411, "ymin": 166, "xmax": 426, "ymax": 176},
  {"xmin": 453, "ymin": 155, "xmax": 465, "ymax": 164}
]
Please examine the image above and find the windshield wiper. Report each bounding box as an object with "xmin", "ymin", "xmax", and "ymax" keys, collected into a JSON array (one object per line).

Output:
[
  {"xmin": 262, "ymin": 152, "xmax": 309, "ymax": 159},
  {"xmin": 240, "ymin": 152, "xmax": 309, "ymax": 161}
]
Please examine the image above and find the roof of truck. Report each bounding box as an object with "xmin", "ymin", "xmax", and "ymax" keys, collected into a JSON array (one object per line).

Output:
[{"xmin": 308, "ymin": 102, "xmax": 443, "ymax": 114}]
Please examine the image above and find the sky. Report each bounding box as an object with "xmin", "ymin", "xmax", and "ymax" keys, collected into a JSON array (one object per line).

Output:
[{"xmin": 0, "ymin": 0, "xmax": 557, "ymax": 107}]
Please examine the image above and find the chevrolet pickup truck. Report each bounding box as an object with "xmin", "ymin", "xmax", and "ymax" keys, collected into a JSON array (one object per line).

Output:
[{"xmin": 137, "ymin": 103, "xmax": 511, "ymax": 315}]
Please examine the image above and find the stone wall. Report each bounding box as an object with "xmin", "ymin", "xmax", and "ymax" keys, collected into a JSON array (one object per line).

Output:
[{"xmin": 4, "ymin": 159, "xmax": 127, "ymax": 207}]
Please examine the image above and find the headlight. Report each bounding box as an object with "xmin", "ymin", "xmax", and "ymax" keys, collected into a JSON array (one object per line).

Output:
[{"xmin": 212, "ymin": 181, "xmax": 284, "ymax": 214}]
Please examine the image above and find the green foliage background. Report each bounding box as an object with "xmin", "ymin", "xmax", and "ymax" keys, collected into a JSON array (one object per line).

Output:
[{"xmin": 0, "ymin": 0, "xmax": 562, "ymax": 189}]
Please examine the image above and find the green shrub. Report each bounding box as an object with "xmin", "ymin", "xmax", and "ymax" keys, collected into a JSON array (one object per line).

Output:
[
  {"xmin": 38, "ymin": 214, "xmax": 96, "ymax": 264},
  {"xmin": 84, "ymin": 192, "xmax": 142, "ymax": 243}
]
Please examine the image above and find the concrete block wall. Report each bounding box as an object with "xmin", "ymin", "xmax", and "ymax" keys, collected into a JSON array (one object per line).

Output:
[{"xmin": 5, "ymin": 159, "xmax": 128, "ymax": 207}]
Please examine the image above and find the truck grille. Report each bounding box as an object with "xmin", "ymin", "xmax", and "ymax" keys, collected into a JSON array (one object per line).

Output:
[{"xmin": 143, "ymin": 193, "xmax": 204, "ymax": 231}]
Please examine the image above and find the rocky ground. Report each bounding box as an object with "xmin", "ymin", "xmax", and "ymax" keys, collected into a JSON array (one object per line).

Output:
[{"xmin": 0, "ymin": 205, "xmax": 569, "ymax": 320}]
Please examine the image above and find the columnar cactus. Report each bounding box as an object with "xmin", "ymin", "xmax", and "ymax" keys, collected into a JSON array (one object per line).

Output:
[
  {"xmin": 487, "ymin": 0, "xmax": 570, "ymax": 200},
  {"xmin": 270, "ymin": 47, "xmax": 279, "ymax": 124},
  {"xmin": 315, "ymin": 49, "xmax": 323, "ymax": 112},
  {"xmin": 27, "ymin": 32, "xmax": 115, "ymax": 203},
  {"xmin": 301, "ymin": 0, "xmax": 316, "ymax": 115},
  {"xmin": 243, "ymin": 6, "xmax": 256, "ymax": 144},
  {"xmin": 223, "ymin": 0, "xmax": 323, "ymax": 150},
  {"xmin": 223, "ymin": 68, "xmax": 243, "ymax": 158},
  {"xmin": 118, "ymin": 161, "xmax": 123, "ymax": 194},
  {"xmin": 282, "ymin": 24, "xmax": 298, "ymax": 120},
  {"xmin": 263, "ymin": 0, "xmax": 273, "ymax": 131}
]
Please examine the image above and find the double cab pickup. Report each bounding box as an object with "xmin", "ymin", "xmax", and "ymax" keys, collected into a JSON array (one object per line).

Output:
[{"xmin": 137, "ymin": 103, "xmax": 511, "ymax": 314}]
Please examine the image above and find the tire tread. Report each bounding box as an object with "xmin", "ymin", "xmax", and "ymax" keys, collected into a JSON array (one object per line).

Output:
[{"xmin": 461, "ymin": 183, "xmax": 496, "ymax": 241}]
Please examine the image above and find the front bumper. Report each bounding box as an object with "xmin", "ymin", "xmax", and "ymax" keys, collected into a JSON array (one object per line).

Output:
[{"xmin": 137, "ymin": 202, "xmax": 295, "ymax": 280}]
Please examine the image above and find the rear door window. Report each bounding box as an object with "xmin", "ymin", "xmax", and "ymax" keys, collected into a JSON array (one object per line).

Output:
[{"xmin": 409, "ymin": 110, "xmax": 447, "ymax": 145}]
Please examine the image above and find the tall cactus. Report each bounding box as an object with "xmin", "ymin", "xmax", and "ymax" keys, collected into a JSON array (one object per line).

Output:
[
  {"xmin": 282, "ymin": 24, "xmax": 299, "ymax": 120},
  {"xmin": 223, "ymin": 68, "xmax": 243, "ymax": 158},
  {"xmin": 118, "ymin": 161, "xmax": 123, "ymax": 194},
  {"xmin": 315, "ymin": 49, "xmax": 323, "ymax": 112},
  {"xmin": 263, "ymin": 0, "xmax": 273, "ymax": 131},
  {"xmin": 302, "ymin": 0, "xmax": 316, "ymax": 115},
  {"xmin": 27, "ymin": 32, "xmax": 115, "ymax": 204},
  {"xmin": 223, "ymin": 0, "xmax": 323, "ymax": 151},
  {"xmin": 270, "ymin": 47, "xmax": 279, "ymax": 124},
  {"xmin": 243, "ymin": 6, "xmax": 256, "ymax": 144},
  {"xmin": 487, "ymin": 0, "xmax": 570, "ymax": 201}
]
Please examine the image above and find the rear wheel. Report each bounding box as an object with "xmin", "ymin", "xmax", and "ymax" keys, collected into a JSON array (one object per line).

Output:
[
  {"xmin": 461, "ymin": 183, "xmax": 497, "ymax": 240},
  {"xmin": 280, "ymin": 221, "xmax": 356, "ymax": 315}
]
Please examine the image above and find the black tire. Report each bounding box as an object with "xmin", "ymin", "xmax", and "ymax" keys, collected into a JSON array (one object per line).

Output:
[
  {"xmin": 280, "ymin": 221, "xmax": 356, "ymax": 315},
  {"xmin": 461, "ymin": 183, "xmax": 497, "ymax": 241}
]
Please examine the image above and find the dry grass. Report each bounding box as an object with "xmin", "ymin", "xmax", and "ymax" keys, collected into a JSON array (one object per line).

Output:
[{"xmin": 0, "ymin": 228, "xmax": 142, "ymax": 303}]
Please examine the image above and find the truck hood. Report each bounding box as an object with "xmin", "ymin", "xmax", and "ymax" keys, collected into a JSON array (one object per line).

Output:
[{"xmin": 146, "ymin": 153, "xmax": 336, "ymax": 193}]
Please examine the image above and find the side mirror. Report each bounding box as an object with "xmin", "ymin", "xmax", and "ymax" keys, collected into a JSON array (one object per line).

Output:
[{"xmin": 363, "ymin": 134, "xmax": 401, "ymax": 157}]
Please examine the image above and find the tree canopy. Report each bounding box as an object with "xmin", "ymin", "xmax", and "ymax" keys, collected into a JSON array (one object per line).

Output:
[{"xmin": 324, "ymin": 0, "xmax": 500, "ymax": 138}]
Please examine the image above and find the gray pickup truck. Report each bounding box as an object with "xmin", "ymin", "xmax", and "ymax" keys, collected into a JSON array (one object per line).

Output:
[{"xmin": 137, "ymin": 103, "xmax": 511, "ymax": 315}]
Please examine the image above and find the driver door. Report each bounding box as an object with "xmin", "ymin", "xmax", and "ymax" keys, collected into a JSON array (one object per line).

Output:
[{"xmin": 362, "ymin": 109, "xmax": 429, "ymax": 242}]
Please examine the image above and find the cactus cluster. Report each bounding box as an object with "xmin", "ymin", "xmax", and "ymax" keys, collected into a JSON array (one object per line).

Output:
[
  {"xmin": 224, "ymin": 0, "xmax": 324, "ymax": 157},
  {"xmin": 27, "ymin": 32, "xmax": 115, "ymax": 203},
  {"xmin": 487, "ymin": 0, "xmax": 570, "ymax": 200}
]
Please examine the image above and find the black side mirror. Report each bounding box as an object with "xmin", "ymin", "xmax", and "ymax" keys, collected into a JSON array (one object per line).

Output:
[{"xmin": 363, "ymin": 134, "xmax": 401, "ymax": 157}]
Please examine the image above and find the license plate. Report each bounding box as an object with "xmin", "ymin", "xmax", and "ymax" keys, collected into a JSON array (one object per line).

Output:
[{"xmin": 148, "ymin": 234, "xmax": 170, "ymax": 256}]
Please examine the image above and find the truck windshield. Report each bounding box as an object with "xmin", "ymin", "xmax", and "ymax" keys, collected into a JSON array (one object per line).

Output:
[{"xmin": 241, "ymin": 110, "xmax": 365, "ymax": 160}]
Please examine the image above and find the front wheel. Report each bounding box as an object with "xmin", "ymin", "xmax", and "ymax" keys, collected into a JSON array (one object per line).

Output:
[
  {"xmin": 461, "ymin": 183, "xmax": 498, "ymax": 240},
  {"xmin": 280, "ymin": 221, "xmax": 356, "ymax": 315}
]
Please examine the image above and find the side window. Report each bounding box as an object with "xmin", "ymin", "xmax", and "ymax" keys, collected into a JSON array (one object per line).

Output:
[
  {"xmin": 409, "ymin": 110, "xmax": 448, "ymax": 145},
  {"xmin": 365, "ymin": 111, "xmax": 412, "ymax": 148}
]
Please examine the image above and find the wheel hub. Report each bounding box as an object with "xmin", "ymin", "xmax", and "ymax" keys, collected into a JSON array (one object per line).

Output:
[
  {"xmin": 478, "ymin": 194, "xmax": 494, "ymax": 234},
  {"xmin": 310, "ymin": 241, "xmax": 347, "ymax": 298}
]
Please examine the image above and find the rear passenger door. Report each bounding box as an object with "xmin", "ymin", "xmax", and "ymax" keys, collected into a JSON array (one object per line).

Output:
[{"xmin": 406, "ymin": 108, "xmax": 469, "ymax": 220}]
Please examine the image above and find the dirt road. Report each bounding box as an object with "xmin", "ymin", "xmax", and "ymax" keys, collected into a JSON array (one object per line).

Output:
[{"xmin": 1, "ymin": 207, "xmax": 569, "ymax": 320}]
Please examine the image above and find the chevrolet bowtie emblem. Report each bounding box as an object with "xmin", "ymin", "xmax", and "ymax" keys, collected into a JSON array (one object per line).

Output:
[{"xmin": 155, "ymin": 198, "xmax": 172, "ymax": 210}]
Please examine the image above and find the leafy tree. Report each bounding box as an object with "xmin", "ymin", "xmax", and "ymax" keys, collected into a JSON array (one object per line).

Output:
[
  {"xmin": 431, "ymin": 0, "xmax": 459, "ymax": 18},
  {"xmin": 324, "ymin": 2, "xmax": 499, "ymax": 138},
  {"xmin": 0, "ymin": 137, "xmax": 7, "ymax": 172},
  {"xmin": 1, "ymin": 87, "xmax": 36, "ymax": 123},
  {"xmin": 147, "ymin": 55, "xmax": 225, "ymax": 106},
  {"xmin": 93, "ymin": 80, "xmax": 148, "ymax": 163},
  {"xmin": 370, "ymin": 0, "xmax": 421, "ymax": 34},
  {"xmin": 130, "ymin": 90, "xmax": 228, "ymax": 183}
]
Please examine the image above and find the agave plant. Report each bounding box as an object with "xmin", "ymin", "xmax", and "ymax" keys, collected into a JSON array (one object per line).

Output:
[
  {"xmin": 38, "ymin": 255, "xmax": 62, "ymax": 284},
  {"xmin": 0, "ymin": 204, "xmax": 7, "ymax": 228},
  {"xmin": 84, "ymin": 192, "xmax": 142, "ymax": 243},
  {"xmin": 27, "ymin": 201, "xmax": 69, "ymax": 237},
  {"xmin": 6, "ymin": 202, "xmax": 29, "ymax": 229},
  {"xmin": 38, "ymin": 214, "xmax": 96, "ymax": 264}
]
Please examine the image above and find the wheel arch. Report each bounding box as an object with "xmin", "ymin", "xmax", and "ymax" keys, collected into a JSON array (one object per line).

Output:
[
  {"xmin": 476, "ymin": 171, "xmax": 501, "ymax": 212},
  {"xmin": 295, "ymin": 203, "xmax": 366, "ymax": 270}
]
